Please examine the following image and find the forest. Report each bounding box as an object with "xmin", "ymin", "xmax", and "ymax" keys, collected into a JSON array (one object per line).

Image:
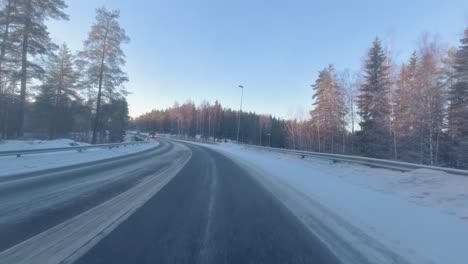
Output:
[
  {"xmin": 0, "ymin": 0, "xmax": 129, "ymax": 144},
  {"xmin": 134, "ymin": 29, "xmax": 468, "ymax": 169}
]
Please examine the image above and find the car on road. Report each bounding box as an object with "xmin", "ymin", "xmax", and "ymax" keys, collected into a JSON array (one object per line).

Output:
[{"xmin": 148, "ymin": 132, "xmax": 157, "ymax": 138}]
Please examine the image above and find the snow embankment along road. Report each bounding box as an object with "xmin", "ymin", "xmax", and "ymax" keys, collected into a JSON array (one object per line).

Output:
[
  {"xmin": 0, "ymin": 139, "xmax": 158, "ymax": 177},
  {"xmin": 0, "ymin": 139, "xmax": 89, "ymax": 151},
  {"xmin": 202, "ymin": 142, "xmax": 468, "ymax": 264}
]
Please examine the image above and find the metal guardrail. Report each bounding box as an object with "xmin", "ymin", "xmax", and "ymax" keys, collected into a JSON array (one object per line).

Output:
[
  {"xmin": 0, "ymin": 139, "xmax": 149, "ymax": 158},
  {"xmin": 166, "ymin": 135, "xmax": 217, "ymax": 145},
  {"xmin": 139, "ymin": 132, "xmax": 468, "ymax": 176},
  {"xmin": 134, "ymin": 133, "xmax": 149, "ymax": 141},
  {"xmin": 244, "ymin": 145, "xmax": 468, "ymax": 176}
]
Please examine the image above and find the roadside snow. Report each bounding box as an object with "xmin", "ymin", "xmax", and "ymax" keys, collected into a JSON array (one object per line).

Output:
[
  {"xmin": 0, "ymin": 139, "xmax": 89, "ymax": 151},
  {"xmin": 207, "ymin": 142, "xmax": 468, "ymax": 264},
  {"xmin": 0, "ymin": 140, "xmax": 158, "ymax": 177},
  {"xmin": 123, "ymin": 133, "xmax": 136, "ymax": 142}
]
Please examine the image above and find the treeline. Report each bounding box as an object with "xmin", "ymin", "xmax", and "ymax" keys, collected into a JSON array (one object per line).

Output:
[
  {"xmin": 135, "ymin": 27, "xmax": 468, "ymax": 169},
  {"xmin": 290, "ymin": 29, "xmax": 468, "ymax": 169},
  {"xmin": 0, "ymin": 0, "xmax": 129, "ymax": 143},
  {"xmin": 132, "ymin": 101, "xmax": 289, "ymax": 148}
]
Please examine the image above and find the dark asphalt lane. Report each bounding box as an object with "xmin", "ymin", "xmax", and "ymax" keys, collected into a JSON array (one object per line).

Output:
[
  {"xmin": 76, "ymin": 142, "xmax": 342, "ymax": 264},
  {"xmin": 0, "ymin": 140, "xmax": 185, "ymax": 252}
]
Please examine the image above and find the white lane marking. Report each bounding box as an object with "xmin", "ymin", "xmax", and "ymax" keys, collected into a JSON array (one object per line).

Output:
[{"xmin": 0, "ymin": 146, "xmax": 192, "ymax": 264}]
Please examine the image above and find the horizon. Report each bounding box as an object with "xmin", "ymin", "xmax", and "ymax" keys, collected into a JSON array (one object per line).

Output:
[{"xmin": 46, "ymin": 0, "xmax": 468, "ymax": 119}]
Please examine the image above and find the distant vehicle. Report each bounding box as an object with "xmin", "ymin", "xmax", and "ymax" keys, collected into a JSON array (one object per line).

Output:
[{"xmin": 148, "ymin": 132, "xmax": 157, "ymax": 138}]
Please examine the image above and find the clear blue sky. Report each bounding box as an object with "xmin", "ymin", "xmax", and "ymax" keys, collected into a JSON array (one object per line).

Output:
[{"xmin": 47, "ymin": 0, "xmax": 468, "ymax": 118}]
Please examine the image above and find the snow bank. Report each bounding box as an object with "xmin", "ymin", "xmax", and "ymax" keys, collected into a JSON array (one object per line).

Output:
[
  {"xmin": 0, "ymin": 140, "xmax": 158, "ymax": 177},
  {"xmin": 209, "ymin": 143, "xmax": 468, "ymax": 264},
  {"xmin": 0, "ymin": 139, "xmax": 89, "ymax": 151}
]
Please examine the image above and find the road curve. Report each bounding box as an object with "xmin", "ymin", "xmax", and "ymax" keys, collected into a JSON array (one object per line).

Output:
[
  {"xmin": 0, "ymin": 139, "xmax": 342, "ymax": 264},
  {"xmin": 75, "ymin": 141, "xmax": 342, "ymax": 264},
  {"xmin": 0, "ymin": 140, "xmax": 180, "ymax": 251}
]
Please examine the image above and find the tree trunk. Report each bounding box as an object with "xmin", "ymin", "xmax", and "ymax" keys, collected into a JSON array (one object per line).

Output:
[
  {"xmin": 92, "ymin": 70, "xmax": 104, "ymax": 144},
  {"xmin": 316, "ymin": 122, "xmax": 321, "ymax": 152},
  {"xmin": 18, "ymin": 32, "xmax": 28, "ymax": 138},
  {"xmin": 18, "ymin": 0, "xmax": 32, "ymax": 138},
  {"xmin": 435, "ymin": 130, "xmax": 440, "ymax": 165},
  {"xmin": 91, "ymin": 27, "xmax": 109, "ymax": 144},
  {"xmin": 0, "ymin": 0, "xmax": 12, "ymax": 78}
]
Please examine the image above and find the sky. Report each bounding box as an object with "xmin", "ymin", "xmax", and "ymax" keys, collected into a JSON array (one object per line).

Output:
[{"xmin": 47, "ymin": 0, "xmax": 468, "ymax": 118}]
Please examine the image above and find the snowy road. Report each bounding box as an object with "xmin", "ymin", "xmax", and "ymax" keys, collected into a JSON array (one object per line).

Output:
[
  {"xmin": 0, "ymin": 140, "xmax": 187, "ymax": 257},
  {"xmin": 0, "ymin": 139, "xmax": 344, "ymax": 264},
  {"xmin": 2, "ymin": 138, "xmax": 463, "ymax": 264},
  {"xmin": 75, "ymin": 141, "xmax": 342, "ymax": 264}
]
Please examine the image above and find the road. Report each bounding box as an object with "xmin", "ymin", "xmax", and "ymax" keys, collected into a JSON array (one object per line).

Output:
[{"xmin": 0, "ymin": 139, "xmax": 342, "ymax": 264}]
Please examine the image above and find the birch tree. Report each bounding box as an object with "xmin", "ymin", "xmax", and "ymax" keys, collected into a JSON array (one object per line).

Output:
[
  {"xmin": 339, "ymin": 69, "xmax": 359, "ymax": 153},
  {"xmin": 416, "ymin": 35, "xmax": 445, "ymax": 165}
]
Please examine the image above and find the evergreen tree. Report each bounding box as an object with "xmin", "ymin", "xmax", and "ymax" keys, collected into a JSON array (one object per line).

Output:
[
  {"xmin": 16, "ymin": 0, "xmax": 68, "ymax": 137},
  {"xmin": 79, "ymin": 8, "xmax": 129, "ymax": 144},
  {"xmin": 311, "ymin": 65, "xmax": 346, "ymax": 153},
  {"xmin": 357, "ymin": 38, "xmax": 392, "ymax": 157},
  {"xmin": 0, "ymin": 0, "xmax": 21, "ymax": 139},
  {"xmin": 0, "ymin": 0, "xmax": 20, "ymax": 84},
  {"xmin": 101, "ymin": 98, "xmax": 129, "ymax": 142},
  {"xmin": 35, "ymin": 44, "xmax": 79, "ymax": 138},
  {"xmin": 448, "ymin": 28, "xmax": 468, "ymax": 168}
]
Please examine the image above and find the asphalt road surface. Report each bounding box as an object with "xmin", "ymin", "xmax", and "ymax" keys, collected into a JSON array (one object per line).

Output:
[{"xmin": 0, "ymin": 139, "xmax": 342, "ymax": 264}]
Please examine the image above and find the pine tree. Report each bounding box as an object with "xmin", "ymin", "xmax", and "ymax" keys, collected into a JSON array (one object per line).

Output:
[
  {"xmin": 357, "ymin": 38, "xmax": 392, "ymax": 157},
  {"xmin": 311, "ymin": 65, "xmax": 346, "ymax": 153},
  {"xmin": 15, "ymin": 0, "xmax": 68, "ymax": 137},
  {"xmin": 79, "ymin": 8, "xmax": 129, "ymax": 144},
  {"xmin": 35, "ymin": 44, "xmax": 80, "ymax": 138},
  {"xmin": 0, "ymin": 0, "xmax": 20, "ymax": 84},
  {"xmin": 0, "ymin": 0, "xmax": 21, "ymax": 139}
]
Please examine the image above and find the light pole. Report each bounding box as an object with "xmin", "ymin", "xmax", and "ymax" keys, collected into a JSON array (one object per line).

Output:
[{"xmin": 236, "ymin": 85, "xmax": 244, "ymax": 143}]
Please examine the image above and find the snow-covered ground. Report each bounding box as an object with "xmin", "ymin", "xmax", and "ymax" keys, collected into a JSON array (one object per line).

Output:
[
  {"xmin": 206, "ymin": 142, "xmax": 468, "ymax": 264},
  {"xmin": 0, "ymin": 139, "xmax": 158, "ymax": 177},
  {"xmin": 0, "ymin": 139, "xmax": 89, "ymax": 151}
]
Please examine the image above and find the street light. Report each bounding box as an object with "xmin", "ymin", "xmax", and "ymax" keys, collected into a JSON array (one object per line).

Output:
[{"xmin": 236, "ymin": 85, "xmax": 244, "ymax": 143}]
